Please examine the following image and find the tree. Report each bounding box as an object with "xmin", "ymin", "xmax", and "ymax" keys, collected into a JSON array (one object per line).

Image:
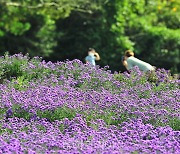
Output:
[
  {"xmin": 111, "ymin": 0, "xmax": 180, "ymax": 72},
  {"xmin": 0, "ymin": 0, "xmax": 103, "ymax": 57}
]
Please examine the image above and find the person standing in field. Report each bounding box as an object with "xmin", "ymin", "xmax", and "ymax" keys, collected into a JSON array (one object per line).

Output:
[
  {"xmin": 85, "ymin": 48, "xmax": 100, "ymax": 66},
  {"xmin": 122, "ymin": 50, "xmax": 155, "ymax": 72}
]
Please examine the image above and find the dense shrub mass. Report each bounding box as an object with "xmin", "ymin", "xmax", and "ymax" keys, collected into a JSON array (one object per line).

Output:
[{"xmin": 0, "ymin": 54, "xmax": 179, "ymax": 153}]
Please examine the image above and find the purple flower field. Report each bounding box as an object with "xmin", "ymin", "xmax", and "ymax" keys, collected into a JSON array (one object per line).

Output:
[{"xmin": 0, "ymin": 54, "xmax": 179, "ymax": 153}]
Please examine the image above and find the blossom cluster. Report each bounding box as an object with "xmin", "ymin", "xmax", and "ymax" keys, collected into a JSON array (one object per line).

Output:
[
  {"xmin": 0, "ymin": 117, "xmax": 179, "ymax": 153},
  {"xmin": 0, "ymin": 54, "xmax": 179, "ymax": 153}
]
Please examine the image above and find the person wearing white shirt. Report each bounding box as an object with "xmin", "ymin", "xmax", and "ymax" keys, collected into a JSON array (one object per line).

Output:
[{"xmin": 122, "ymin": 50, "xmax": 155, "ymax": 72}]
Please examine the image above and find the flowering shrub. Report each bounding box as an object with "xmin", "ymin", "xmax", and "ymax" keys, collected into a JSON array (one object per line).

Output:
[{"xmin": 0, "ymin": 54, "xmax": 179, "ymax": 153}]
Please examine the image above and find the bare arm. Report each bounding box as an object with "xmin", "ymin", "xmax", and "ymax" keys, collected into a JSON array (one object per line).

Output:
[
  {"xmin": 94, "ymin": 52, "xmax": 100, "ymax": 61},
  {"xmin": 122, "ymin": 60, "xmax": 128, "ymax": 70}
]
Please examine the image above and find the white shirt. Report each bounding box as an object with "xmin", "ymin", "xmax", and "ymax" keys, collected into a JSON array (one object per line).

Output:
[{"xmin": 127, "ymin": 56, "xmax": 154, "ymax": 72}]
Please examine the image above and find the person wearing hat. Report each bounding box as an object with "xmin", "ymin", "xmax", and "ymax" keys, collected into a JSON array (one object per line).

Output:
[
  {"xmin": 122, "ymin": 50, "xmax": 155, "ymax": 72},
  {"xmin": 85, "ymin": 48, "xmax": 100, "ymax": 66}
]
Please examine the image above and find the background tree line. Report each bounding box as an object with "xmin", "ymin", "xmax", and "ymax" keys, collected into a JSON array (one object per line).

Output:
[{"xmin": 0, "ymin": 0, "xmax": 179, "ymax": 73}]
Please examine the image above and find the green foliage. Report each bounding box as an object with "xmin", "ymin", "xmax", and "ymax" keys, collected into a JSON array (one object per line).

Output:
[
  {"xmin": 12, "ymin": 107, "xmax": 31, "ymax": 120},
  {"xmin": 168, "ymin": 117, "xmax": 180, "ymax": 131},
  {"xmin": 0, "ymin": 0, "xmax": 105, "ymax": 58},
  {"xmin": 112, "ymin": 0, "xmax": 180, "ymax": 73},
  {"xmin": 12, "ymin": 76, "xmax": 29, "ymax": 91},
  {"xmin": 10, "ymin": 22, "xmax": 31, "ymax": 36},
  {"xmin": 0, "ymin": 53, "xmax": 28, "ymax": 83},
  {"xmin": 0, "ymin": 125, "xmax": 13, "ymax": 135},
  {"xmin": 37, "ymin": 107, "xmax": 77, "ymax": 121},
  {"xmin": 0, "ymin": 108, "xmax": 6, "ymax": 120},
  {"xmin": 81, "ymin": 109, "xmax": 130, "ymax": 127},
  {"xmin": 144, "ymin": 117, "xmax": 180, "ymax": 131},
  {"xmin": 0, "ymin": 0, "xmax": 179, "ymax": 73},
  {"xmin": 0, "ymin": 53, "xmax": 56, "ymax": 86}
]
